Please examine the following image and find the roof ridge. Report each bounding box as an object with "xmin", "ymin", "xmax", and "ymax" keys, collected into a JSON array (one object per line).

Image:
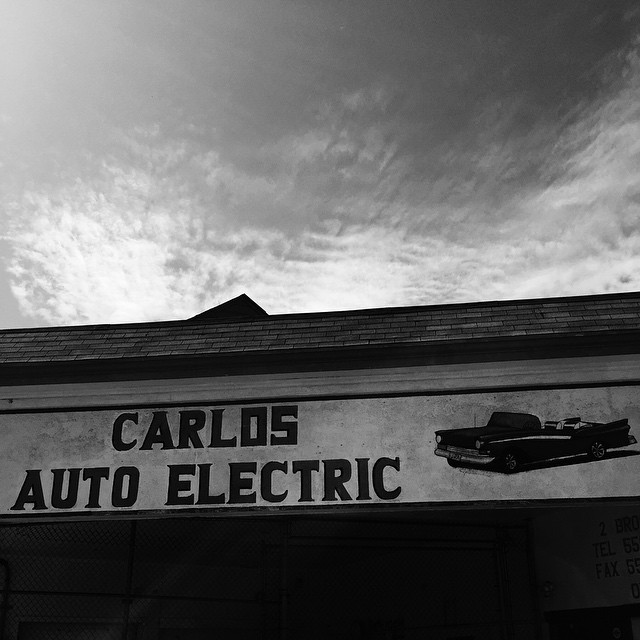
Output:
[
  {"xmin": 1, "ymin": 290, "xmax": 639, "ymax": 334},
  {"xmin": 265, "ymin": 290, "xmax": 640, "ymax": 321}
]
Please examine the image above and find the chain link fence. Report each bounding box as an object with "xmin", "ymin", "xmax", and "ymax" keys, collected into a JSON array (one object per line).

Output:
[{"xmin": 0, "ymin": 515, "xmax": 538, "ymax": 640}]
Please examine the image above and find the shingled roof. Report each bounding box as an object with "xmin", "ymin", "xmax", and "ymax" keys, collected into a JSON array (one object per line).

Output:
[{"xmin": 1, "ymin": 291, "xmax": 640, "ymax": 383}]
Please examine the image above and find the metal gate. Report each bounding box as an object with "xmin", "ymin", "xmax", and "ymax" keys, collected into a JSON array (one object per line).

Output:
[{"xmin": 0, "ymin": 515, "xmax": 539, "ymax": 640}]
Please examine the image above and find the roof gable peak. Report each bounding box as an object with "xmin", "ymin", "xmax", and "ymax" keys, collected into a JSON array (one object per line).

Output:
[{"xmin": 188, "ymin": 294, "xmax": 268, "ymax": 322}]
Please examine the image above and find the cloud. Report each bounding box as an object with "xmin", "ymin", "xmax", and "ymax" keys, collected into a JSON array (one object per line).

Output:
[
  {"xmin": 3, "ymin": 37, "xmax": 640, "ymax": 325},
  {"xmin": 499, "ymin": 42, "xmax": 640, "ymax": 295}
]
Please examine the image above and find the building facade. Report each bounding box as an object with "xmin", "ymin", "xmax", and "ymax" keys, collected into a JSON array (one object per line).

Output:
[{"xmin": 0, "ymin": 292, "xmax": 639, "ymax": 640}]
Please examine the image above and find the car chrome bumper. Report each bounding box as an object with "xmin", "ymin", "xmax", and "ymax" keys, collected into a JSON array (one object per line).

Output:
[{"xmin": 434, "ymin": 445, "xmax": 496, "ymax": 465}]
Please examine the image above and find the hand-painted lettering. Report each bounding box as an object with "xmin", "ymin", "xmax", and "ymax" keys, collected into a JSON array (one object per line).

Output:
[
  {"xmin": 166, "ymin": 464, "xmax": 196, "ymax": 506},
  {"xmin": 140, "ymin": 412, "xmax": 175, "ymax": 450},
  {"xmin": 241, "ymin": 408, "xmax": 267, "ymax": 447},
  {"xmin": 178, "ymin": 410, "xmax": 207, "ymax": 449},
  {"xmin": 111, "ymin": 467, "xmax": 139, "ymax": 507},
  {"xmin": 270, "ymin": 406, "xmax": 298, "ymax": 445},
  {"xmin": 616, "ymin": 516, "xmax": 640, "ymax": 533},
  {"xmin": 10, "ymin": 466, "xmax": 140, "ymax": 511},
  {"xmin": 113, "ymin": 405, "xmax": 299, "ymax": 451},
  {"xmin": 228, "ymin": 462, "xmax": 258, "ymax": 503},
  {"xmin": 83, "ymin": 467, "xmax": 110, "ymax": 508},
  {"xmin": 10, "ymin": 469, "xmax": 47, "ymax": 511},
  {"xmin": 112, "ymin": 413, "xmax": 138, "ymax": 451},
  {"xmin": 196, "ymin": 463, "xmax": 225, "ymax": 505},
  {"xmin": 209, "ymin": 409, "xmax": 236, "ymax": 448},
  {"xmin": 372, "ymin": 457, "xmax": 401, "ymax": 500},
  {"xmin": 261, "ymin": 461, "xmax": 288, "ymax": 503},
  {"xmin": 322, "ymin": 459, "xmax": 352, "ymax": 501},
  {"xmin": 51, "ymin": 468, "xmax": 81, "ymax": 509},
  {"xmin": 292, "ymin": 460, "xmax": 320, "ymax": 502},
  {"xmin": 160, "ymin": 456, "xmax": 401, "ymax": 507},
  {"xmin": 355, "ymin": 458, "xmax": 371, "ymax": 501}
]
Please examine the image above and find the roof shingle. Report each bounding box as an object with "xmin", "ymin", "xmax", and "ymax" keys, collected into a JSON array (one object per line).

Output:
[{"xmin": 1, "ymin": 291, "xmax": 640, "ymax": 366}]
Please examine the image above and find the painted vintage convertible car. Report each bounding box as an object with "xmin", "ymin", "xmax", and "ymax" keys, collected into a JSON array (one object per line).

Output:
[{"xmin": 434, "ymin": 411, "xmax": 637, "ymax": 473}]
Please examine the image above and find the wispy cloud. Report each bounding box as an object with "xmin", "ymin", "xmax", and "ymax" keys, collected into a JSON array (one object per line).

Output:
[{"xmin": 3, "ymin": 36, "xmax": 640, "ymax": 325}]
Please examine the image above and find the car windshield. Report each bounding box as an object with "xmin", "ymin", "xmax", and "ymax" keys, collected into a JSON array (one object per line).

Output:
[
  {"xmin": 486, "ymin": 412, "xmax": 541, "ymax": 430},
  {"xmin": 560, "ymin": 418, "xmax": 586, "ymax": 430}
]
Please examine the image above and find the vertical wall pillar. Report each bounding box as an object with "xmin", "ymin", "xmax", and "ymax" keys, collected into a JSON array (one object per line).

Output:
[
  {"xmin": 121, "ymin": 521, "xmax": 137, "ymax": 640},
  {"xmin": 279, "ymin": 519, "xmax": 289, "ymax": 640}
]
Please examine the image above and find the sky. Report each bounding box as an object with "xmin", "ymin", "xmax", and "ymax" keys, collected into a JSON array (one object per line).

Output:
[{"xmin": 1, "ymin": 1, "xmax": 640, "ymax": 328}]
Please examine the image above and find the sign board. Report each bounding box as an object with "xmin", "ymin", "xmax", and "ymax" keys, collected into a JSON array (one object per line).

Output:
[
  {"xmin": 1, "ymin": 385, "xmax": 639, "ymax": 517},
  {"xmin": 535, "ymin": 506, "xmax": 640, "ymax": 609}
]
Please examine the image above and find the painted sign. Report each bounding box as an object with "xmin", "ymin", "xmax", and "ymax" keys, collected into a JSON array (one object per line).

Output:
[
  {"xmin": 535, "ymin": 506, "xmax": 640, "ymax": 610},
  {"xmin": 1, "ymin": 385, "xmax": 639, "ymax": 517}
]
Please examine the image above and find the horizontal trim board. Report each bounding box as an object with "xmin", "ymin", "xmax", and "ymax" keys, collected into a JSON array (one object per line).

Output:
[
  {"xmin": 1, "ymin": 353, "xmax": 639, "ymax": 411},
  {"xmin": 1, "ymin": 380, "xmax": 640, "ymax": 415},
  {"xmin": 1, "ymin": 496, "xmax": 639, "ymax": 525}
]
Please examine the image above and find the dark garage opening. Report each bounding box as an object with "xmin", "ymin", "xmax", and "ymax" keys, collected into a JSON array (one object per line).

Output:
[{"xmin": 0, "ymin": 512, "xmax": 538, "ymax": 640}]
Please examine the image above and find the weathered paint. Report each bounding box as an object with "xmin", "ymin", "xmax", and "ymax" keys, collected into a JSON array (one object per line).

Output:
[{"xmin": 1, "ymin": 385, "xmax": 639, "ymax": 517}]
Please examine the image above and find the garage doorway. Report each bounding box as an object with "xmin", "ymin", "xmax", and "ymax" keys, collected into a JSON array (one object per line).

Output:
[{"xmin": 0, "ymin": 514, "xmax": 538, "ymax": 639}]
